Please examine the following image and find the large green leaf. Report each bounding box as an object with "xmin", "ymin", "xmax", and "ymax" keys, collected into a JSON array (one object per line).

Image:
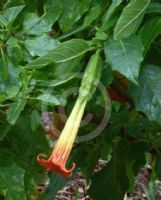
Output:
[
  {"xmin": 6, "ymin": 37, "xmax": 24, "ymax": 65},
  {"xmin": 139, "ymin": 17, "xmax": 161, "ymax": 54},
  {"xmin": 89, "ymin": 138, "xmax": 149, "ymax": 199},
  {"xmin": 130, "ymin": 65, "xmax": 161, "ymax": 125},
  {"xmin": 53, "ymin": 55, "xmax": 83, "ymax": 77},
  {"xmin": 0, "ymin": 123, "xmax": 11, "ymax": 141},
  {"xmin": 155, "ymin": 153, "xmax": 161, "ymax": 180},
  {"xmin": 0, "ymin": 63, "xmax": 22, "ymax": 99},
  {"xmin": 104, "ymin": 35, "xmax": 144, "ymax": 84},
  {"xmin": 23, "ymin": 13, "xmax": 51, "ymax": 35},
  {"xmin": 6, "ymin": 114, "xmax": 49, "ymax": 183},
  {"xmin": 7, "ymin": 99, "xmax": 26, "ymax": 125},
  {"xmin": 36, "ymin": 73, "xmax": 77, "ymax": 87},
  {"xmin": 43, "ymin": 0, "xmax": 62, "ymax": 25},
  {"xmin": 31, "ymin": 54, "xmax": 83, "ymax": 88},
  {"xmin": 114, "ymin": 0, "xmax": 150, "ymax": 40},
  {"xmin": 100, "ymin": 0, "xmax": 122, "ymax": 32},
  {"xmin": 36, "ymin": 93, "xmax": 66, "ymax": 106},
  {"xmin": 47, "ymin": 173, "xmax": 68, "ymax": 200},
  {"xmin": 0, "ymin": 14, "xmax": 8, "ymax": 27},
  {"xmin": 0, "ymin": 48, "xmax": 8, "ymax": 80},
  {"xmin": 58, "ymin": 0, "xmax": 91, "ymax": 32},
  {"xmin": 89, "ymin": 140, "xmax": 129, "ymax": 200},
  {"xmin": 3, "ymin": 5, "xmax": 25, "ymax": 28},
  {"xmin": 83, "ymin": 4, "xmax": 102, "ymax": 27},
  {"xmin": 146, "ymin": 3, "xmax": 161, "ymax": 14},
  {"xmin": 25, "ymin": 39, "xmax": 89, "ymax": 69},
  {"xmin": 23, "ymin": 0, "xmax": 62, "ymax": 35},
  {"xmin": 115, "ymin": 139, "xmax": 149, "ymax": 192},
  {"xmin": 0, "ymin": 150, "xmax": 26, "ymax": 200},
  {"xmin": 23, "ymin": 34, "xmax": 60, "ymax": 57},
  {"xmin": 1, "ymin": 0, "xmax": 24, "ymax": 10},
  {"xmin": 30, "ymin": 109, "xmax": 41, "ymax": 132},
  {"xmin": 73, "ymin": 139, "xmax": 102, "ymax": 181}
]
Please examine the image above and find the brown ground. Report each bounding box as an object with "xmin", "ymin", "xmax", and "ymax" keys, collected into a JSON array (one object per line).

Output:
[{"xmin": 55, "ymin": 161, "xmax": 161, "ymax": 200}]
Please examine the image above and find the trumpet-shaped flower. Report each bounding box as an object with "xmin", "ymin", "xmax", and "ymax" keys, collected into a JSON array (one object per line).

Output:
[
  {"xmin": 37, "ymin": 51, "xmax": 102, "ymax": 177},
  {"xmin": 37, "ymin": 99, "xmax": 86, "ymax": 177}
]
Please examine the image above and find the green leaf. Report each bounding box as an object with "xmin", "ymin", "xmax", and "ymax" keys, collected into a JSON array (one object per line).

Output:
[
  {"xmin": 7, "ymin": 99, "xmax": 26, "ymax": 125},
  {"xmin": 25, "ymin": 39, "xmax": 89, "ymax": 69},
  {"xmin": 30, "ymin": 110, "xmax": 41, "ymax": 132},
  {"xmin": 6, "ymin": 37, "xmax": 24, "ymax": 64},
  {"xmin": 0, "ymin": 63, "xmax": 22, "ymax": 99},
  {"xmin": 43, "ymin": 0, "xmax": 62, "ymax": 25},
  {"xmin": 2, "ymin": 1, "xmax": 24, "ymax": 10},
  {"xmin": 100, "ymin": 0, "xmax": 122, "ymax": 32},
  {"xmin": 23, "ymin": 0, "xmax": 62, "ymax": 35},
  {"xmin": 3, "ymin": 5, "xmax": 25, "ymax": 28},
  {"xmin": 36, "ymin": 93, "xmax": 66, "ymax": 106},
  {"xmin": 155, "ymin": 153, "xmax": 161, "ymax": 180},
  {"xmin": 24, "ymin": 34, "xmax": 60, "ymax": 57},
  {"xmin": 104, "ymin": 35, "xmax": 144, "ymax": 84},
  {"xmin": 101, "ymin": 65, "xmax": 113, "ymax": 86},
  {"xmin": 114, "ymin": 0, "xmax": 150, "ymax": 40},
  {"xmin": 0, "ymin": 123, "xmax": 11, "ymax": 141},
  {"xmin": 130, "ymin": 65, "xmax": 161, "ymax": 125},
  {"xmin": 5, "ymin": 114, "xmax": 49, "ymax": 193},
  {"xmin": 127, "ymin": 140, "xmax": 149, "ymax": 173},
  {"xmin": 0, "ymin": 48, "xmax": 8, "ymax": 80},
  {"xmin": 58, "ymin": 0, "xmax": 91, "ymax": 32},
  {"xmin": 47, "ymin": 173, "xmax": 68, "ymax": 200},
  {"xmin": 23, "ymin": 13, "xmax": 51, "ymax": 35},
  {"xmin": 83, "ymin": 4, "xmax": 102, "ymax": 27},
  {"xmin": 0, "ymin": 14, "xmax": 8, "ymax": 27},
  {"xmin": 5, "ymin": 84, "xmax": 20, "ymax": 97},
  {"xmin": 23, "ymin": 14, "xmax": 50, "ymax": 36},
  {"xmin": 146, "ymin": 3, "xmax": 161, "ymax": 14},
  {"xmin": 53, "ymin": 54, "xmax": 83, "ymax": 77},
  {"xmin": 37, "ymin": 73, "xmax": 77, "ymax": 87},
  {"xmin": 73, "ymin": 141, "xmax": 102, "ymax": 180},
  {"xmin": 0, "ymin": 150, "xmax": 26, "ymax": 200},
  {"xmin": 89, "ymin": 142, "xmax": 129, "ymax": 200},
  {"xmin": 139, "ymin": 17, "xmax": 161, "ymax": 54},
  {"xmin": 4, "ymin": 64, "xmax": 22, "ymax": 97}
]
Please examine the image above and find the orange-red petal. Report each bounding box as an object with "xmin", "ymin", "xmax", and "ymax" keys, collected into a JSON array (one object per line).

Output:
[{"xmin": 37, "ymin": 154, "xmax": 75, "ymax": 178}]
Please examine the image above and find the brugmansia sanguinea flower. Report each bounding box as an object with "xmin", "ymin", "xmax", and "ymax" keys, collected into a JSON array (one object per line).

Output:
[{"xmin": 37, "ymin": 50, "xmax": 102, "ymax": 177}]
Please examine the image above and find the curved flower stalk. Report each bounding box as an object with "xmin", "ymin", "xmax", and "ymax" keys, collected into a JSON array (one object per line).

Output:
[{"xmin": 37, "ymin": 51, "xmax": 102, "ymax": 177}]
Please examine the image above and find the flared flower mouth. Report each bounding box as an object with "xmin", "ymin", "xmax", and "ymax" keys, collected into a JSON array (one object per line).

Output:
[
  {"xmin": 37, "ymin": 153, "xmax": 75, "ymax": 177},
  {"xmin": 38, "ymin": 99, "xmax": 86, "ymax": 177}
]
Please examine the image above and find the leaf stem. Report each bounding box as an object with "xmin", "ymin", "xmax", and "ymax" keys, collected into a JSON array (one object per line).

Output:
[{"xmin": 58, "ymin": 27, "xmax": 85, "ymax": 41}]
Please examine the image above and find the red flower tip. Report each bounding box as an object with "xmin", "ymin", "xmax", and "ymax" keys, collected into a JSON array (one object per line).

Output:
[{"xmin": 37, "ymin": 154, "xmax": 75, "ymax": 178}]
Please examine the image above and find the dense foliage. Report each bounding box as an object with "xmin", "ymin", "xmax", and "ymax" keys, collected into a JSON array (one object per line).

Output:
[{"xmin": 0, "ymin": 0, "xmax": 161, "ymax": 199}]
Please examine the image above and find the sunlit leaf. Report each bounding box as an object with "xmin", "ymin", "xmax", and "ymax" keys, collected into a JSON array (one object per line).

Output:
[
  {"xmin": 24, "ymin": 34, "xmax": 60, "ymax": 56},
  {"xmin": 58, "ymin": 0, "xmax": 91, "ymax": 32},
  {"xmin": 114, "ymin": 0, "xmax": 150, "ymax": 40},
  {"xmin": 139, "ymin": 17, "xmax": 161, "ymax": 54},
  {"xmin": 0, "ymin": 150, "xmax": 26, "ymax": 200},
  {"xmin": 3, "ymin": 5, "xmax": 25, "ymax": 28},
  {"xmin": 130, "ymin": 65, "xmax": 161, "ymax": 125},
  {"xmin": 7, "ymin": 99, "xmax": 26, "ymax": 125},
  {"xmin": 104, "ymin": 35, "xmax": 144, "ymax": 84},
  {"xmin": 25, "ymin": 39, "xmax": 89, "ymax": 69}
]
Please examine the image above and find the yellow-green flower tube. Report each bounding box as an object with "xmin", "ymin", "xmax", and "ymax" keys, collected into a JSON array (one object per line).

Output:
[{"xmin": 37, "ymin": 51, "xmax": 102, "ymax": 177}]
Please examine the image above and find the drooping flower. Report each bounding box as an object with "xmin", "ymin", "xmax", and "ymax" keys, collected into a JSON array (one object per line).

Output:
[
  {"xmin": 37, "ymin": 51, "xmax": 102, "ymax": 177},
  {"xmin": 37, "ymin": 99, "xmax": 86, "ymax": 177}
]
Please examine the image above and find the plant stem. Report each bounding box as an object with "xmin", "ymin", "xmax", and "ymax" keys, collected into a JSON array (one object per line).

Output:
[{"xmin": 58, "ymin": 27, "xmax": 85, "ymax": 41}]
